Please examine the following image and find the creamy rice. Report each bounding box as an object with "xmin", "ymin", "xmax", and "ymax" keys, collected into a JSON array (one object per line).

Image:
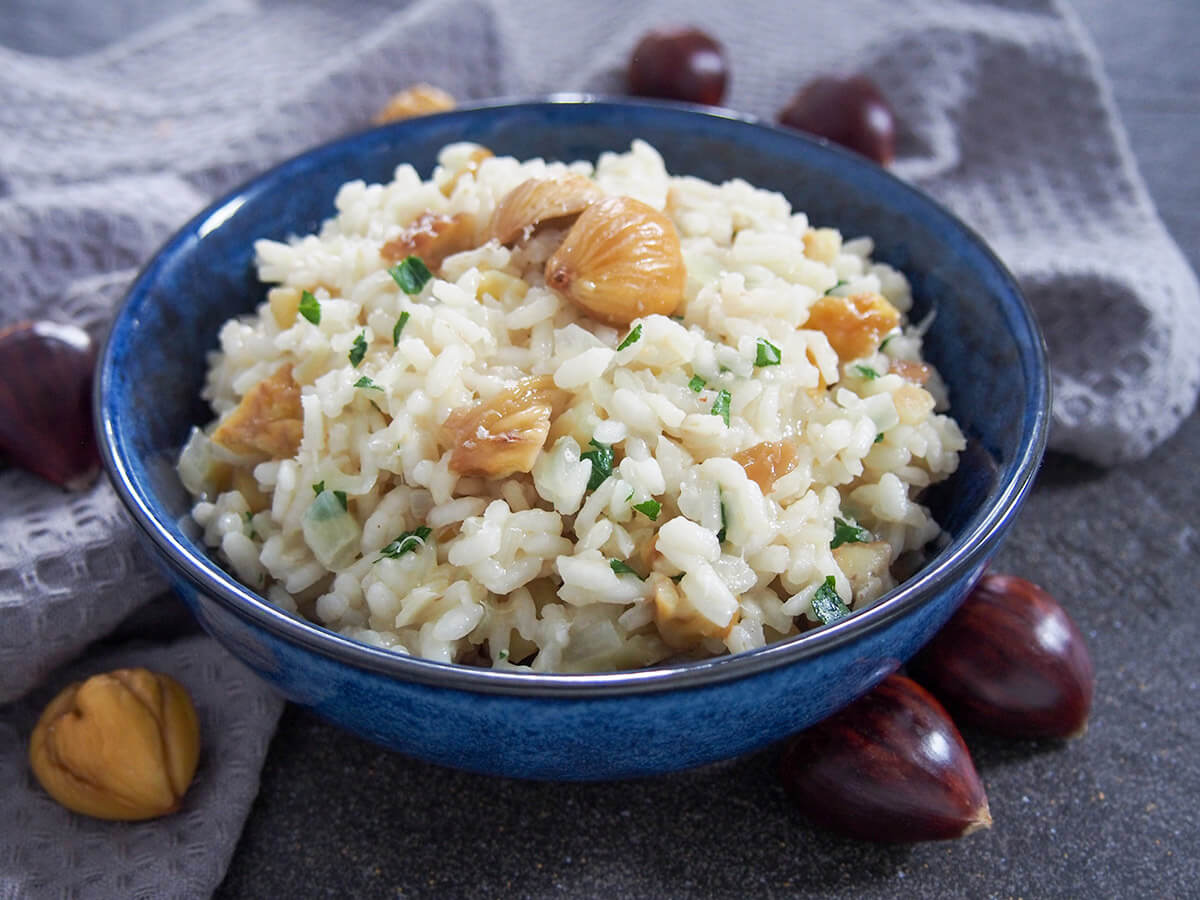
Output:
[{"xmin": 178, "ymin": 140, "xmax": 964, "ymax": 673}]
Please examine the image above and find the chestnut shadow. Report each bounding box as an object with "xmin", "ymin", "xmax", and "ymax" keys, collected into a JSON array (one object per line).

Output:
[{"xmin": 955, "ymin": 726, "xmax": 1075, "ymax": 770}]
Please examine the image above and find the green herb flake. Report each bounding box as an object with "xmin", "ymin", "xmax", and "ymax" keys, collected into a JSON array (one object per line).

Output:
[
  {"xmin": 617, "ymin": 323, "xmax": 643, "ymax": 351},
  {"xmin": 879, "ymin": 334, "xmax": 896, "ymax": 351},
  {"xmin": 243, "ymin": 512, "xmax": 259, "ymax": 541},
  {"xmin": 853, "ymin": 364, "xmax": 880, "ymax": 380},
  {"xmin": 830, "ymin": 517, "xmax": 869, "ymax": 550},
  {"xmin": 349, "ymin": 332, "xmax": 368, "ymax": 367},
  {"xmin": 824, "ymin": 279, "xmax": 848, "ymax": 296},
  {"xmin": 497, "ymin": 648, "xmax": 509, "ymax": 661},
  {"xmin": 633, "ymin": 499, "xmax": 662, "ymax": 521},
  {"xmin": 388, "ymin": 256, "xmax": 433, "ymax": 295},
  {"xmin": 754, "ymin": 338, "xmax": 782, "ymax": 367},
  {"xmin": 711, "ymin": 389, "xmax": 732, "ymax": 426},
  {"xmin": 811, "ymin": 575, "xmax": 851, "ymax": 624},
  {"xmin": 298, "ymin": 290, "xmax": 321, "ymax": 325},
  {"xmin": 378, "ymin": 525, "xmax": 432, "ymax": 560},
  {"xmin": 874, "ymin": 432, "xmax": 885, "ymax": 444},
  {"xmin": 393, "ymin": 311, "xmax": 410, "ymax": 346},
  {"xmin": 688, "ymin": 374, "xmax": 707, "ymax": 393},
  {"xmin": 669, "ymin": 314, "xmax": 686, "ymax": 321},
  {"xmin": 717, "ymin": 498, "xmax": 728, "ymax": 543},
  {"xmin": 354, "ymin": 375, "xmax": 383, "ymax": 390},
  {"xmin": 312, "ymin": 481, "xmax": 325, "ymax": 496},
  {"xmin": 610, "ymin": 559, "xmax": 645, "ymax": 581},
  {"xmin": 580, "ymin": 439, "xmax": 614, "ymax": 491},
  {"xmin": 333, "ymin": 490, "xmax": 348, "ymax": 511}
]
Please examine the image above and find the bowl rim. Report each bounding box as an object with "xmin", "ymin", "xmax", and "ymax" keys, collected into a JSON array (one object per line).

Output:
[{"xmin": 97, "ymin": 95, "xmax": 1051, "ymax": 698}]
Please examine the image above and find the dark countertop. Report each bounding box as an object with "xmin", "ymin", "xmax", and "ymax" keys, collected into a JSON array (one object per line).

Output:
[{"xmin": 215, "ymin": 3, "xmax": 1200, "ymax": 897}]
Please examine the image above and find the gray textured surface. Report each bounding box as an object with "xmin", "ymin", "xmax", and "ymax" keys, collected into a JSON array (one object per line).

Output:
[{"xmin": 215, "ymin": 2, "xmax": 1200, "ymax": 898}]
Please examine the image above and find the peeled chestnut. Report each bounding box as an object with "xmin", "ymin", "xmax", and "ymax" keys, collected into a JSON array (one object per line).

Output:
[
  {"xmin": 29, "ymin": 668, "xmax": 201, "ymax": 821},
  {"xmin": 628, "ymin": 26, "xmax": 728, "ymax": 106},
  {"xmin": 778, "ymin": 75, "xmax": 896, "ymax": 166},
  {"xmin": 778, "ymin": 674, "xmax": 991, "ymax": 842},
  {"xmin": 0, "ymin": 320, "xmax": 99, "ymax": 490},
  {"xmin": 910, "ymin": 574, "xmax": 1095, "ymax": 739}
]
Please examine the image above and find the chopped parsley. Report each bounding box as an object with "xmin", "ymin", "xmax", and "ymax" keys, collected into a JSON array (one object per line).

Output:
[
  {"xmin": 354, "ymin": 375, "xmax": 383, "ymax": 390},
  {"xmin": 298, "ymin": 290, "xmax": 321, "ymax": 325},
  {"xmin": 754, "ymin": 338, "xmax": 782, "ymax": 367},
  {"xmin": 811, "ymin": 575, "xmax": 851, "ymax": 624},
  {"xmin": 879, "ymin": 334, "xmax": 896, "ymax": 351},
  {"xmin": 610, "ymin": 559, "xmax": 644, "ymax": 580},
  {"xmin": 388, "ymin": 256, "xmax": 433, "ymax": 294},
  {"xmin": 688, "ymin": 374, "xmax": 707, "ymax": 392},
  {"xmin": 875, "ymin": 432, "xmax": 885, "ymax": 444},
  {"xmin": 711, "ymin": 389, "xmax": 732, "ymax": 426},
  {"xmin": 312, "ymin": 481, "xmax": 325, "ymax": 496},
  {"xmin": 831, "ymin": 517, "xmax": 869, "ymax": 549},
  {"xmin": 824, "ymin": 279, "xmax": 848, "ymax": 295},
  {"xmin": 617, "ymin": 323, "xmax": 643, "ymax": 351},
  {"xmin": 633, "ymin": 499, "xmax": 662, "ymax": 521},
  {"xmin": 349, "ymin": 332, "xmax": 368, "ymax": 367},
  {"xmin": 243, "ymin": 511, "xmax": 258, "ymax": 541},
  {"xmin": 378, "ymin": 525, "xmax": 432, "ymax": 560},
  {"xmin": 497, "ymin": 648, "xmax": 509, "ymax": 661},
  {"xmin": 580, "ymin": 439, "xmax": 613, "ymax": 491},
  {"xmin": 853, "ymin": 364, "xmax": 880, "ymax": 380},
  {"xmin": 393, "ymin": 311, "xmax": 410, "ymax": 346},
  {"xmin": 333, "ymin": 490, "xmax": 348, "ymax": 511},
  {"xmin": 717, "ymin": 498, "xmax": 728, "ymax": 543}
]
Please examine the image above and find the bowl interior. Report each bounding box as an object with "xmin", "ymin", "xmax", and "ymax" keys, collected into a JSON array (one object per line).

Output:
[{"xmin": 99, "ymin": 99, "xmax": 1048, "ymax": 684}]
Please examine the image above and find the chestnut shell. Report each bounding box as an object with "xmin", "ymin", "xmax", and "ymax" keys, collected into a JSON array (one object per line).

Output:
[
  {"xmin": 778, "ymin": 75, "xmax": 896, "ymax": 166},
  {"xmin": 910, "ymin": 574, "xmax": 1095, "ymax": 739},
  {"xmin": 0, "ymin": 320, "xmax": 99, "ymax": 490},
  {"xmin": 778, "ymin": 674, "xmax": 991, "ymax": 842},
  {"xmin": 628, "ymin": 26, "xmax": 729, "ymax": 107}
]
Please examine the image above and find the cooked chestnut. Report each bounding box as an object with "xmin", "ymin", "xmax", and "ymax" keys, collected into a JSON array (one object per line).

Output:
[
  {"xmin": 778, "ymin": 75, "xmax": 896, "ymax": 166},
  {"xmin": 628, "ymin": 26, "xmax": 728, "ymax": 106},
  {"xmin": 0, "ymin": 320, "xmax": 99, "ymax": 490},
  {"xmin": 778, "ymin": 674, "xmax": 991, "ymax": 842},
  {"xmin": 910, "ymin": 574, "xmax": 1095, "ymax": 739}
]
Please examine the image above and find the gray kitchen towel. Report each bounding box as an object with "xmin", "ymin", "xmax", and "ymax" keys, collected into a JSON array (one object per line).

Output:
[{"xmin": 1, "ymin": 0, "xmax": 1197, "ymax": 895}]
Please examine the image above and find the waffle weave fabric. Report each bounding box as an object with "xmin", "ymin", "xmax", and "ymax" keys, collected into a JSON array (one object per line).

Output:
[{"xmin": 1, "ymin": 0, "xmax": 1196, "ymax": 895}]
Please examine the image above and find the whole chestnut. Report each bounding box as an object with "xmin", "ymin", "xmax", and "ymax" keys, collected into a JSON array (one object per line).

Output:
[
  {"xmin": 0, "ymin": 320, "xmax": 99, "ymax": 490},
  {"xmin": 778, "ymin": 674, "xmax": 991, "ymax": 842},
  {"xmin": 628, "ymin": 26, "xmax": 728, "ymax": 107},
  {"xmin": 778, "ymin": 75, "xmax": 896, "ymax": 166},
  {"xmin": 910, "ymin": 574, "xmax": 1095, "ymax": 739},
  {"xmin": 29, "ymin": 668, "xmax": 201, "ymax": 821}
]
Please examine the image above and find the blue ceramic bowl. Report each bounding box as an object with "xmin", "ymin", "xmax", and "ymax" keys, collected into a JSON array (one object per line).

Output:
[{"xmin": 97, "ymin": 98, "xmax": 1049, "ymax": 780}]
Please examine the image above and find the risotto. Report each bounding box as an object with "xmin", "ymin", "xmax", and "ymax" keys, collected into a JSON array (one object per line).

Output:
[{"xmin": 177, "ymin": 140, "xmax": 965, "ymax": 673}]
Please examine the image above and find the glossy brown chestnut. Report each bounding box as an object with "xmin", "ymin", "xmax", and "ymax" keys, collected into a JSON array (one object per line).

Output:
[
  {"xmin": 0, "ymin": 320, "xmax": 99, "ymax": 490},
  {"xmin": 778, "ymin": 674, "xmax": 991, "ymax": 842},
  {"xmin": 628, "ymin": 26, "xmax": 728, "ymax": 107},
  {"xmin": 778, "ymin": 75, "xmax": 896, "ymax": 166},
  {"xmin": 910, "ymin": 574, "xmax": 1095, "ymax": 739}
]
